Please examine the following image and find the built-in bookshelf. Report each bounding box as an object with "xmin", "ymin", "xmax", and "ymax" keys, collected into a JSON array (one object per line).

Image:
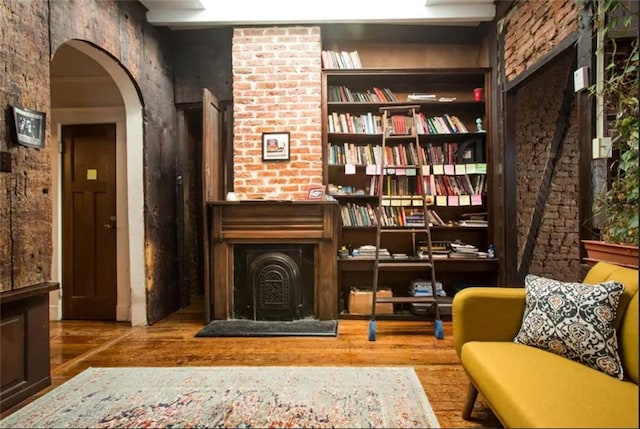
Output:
[{"xmin": 321, "ymin": 68, "xmax": 499, "ymax": 316}]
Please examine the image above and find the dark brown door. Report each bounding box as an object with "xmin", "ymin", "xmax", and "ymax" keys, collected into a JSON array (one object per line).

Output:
[
  {"xmin": 202, "ymin": 88, "xmax": 222, "ymax": 321},
  {"xmin": 62, "ymin": 123, "xmax": 117, "ymax": 320}
]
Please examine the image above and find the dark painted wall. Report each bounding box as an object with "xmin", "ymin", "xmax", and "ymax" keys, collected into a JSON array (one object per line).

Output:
[
  {"xmin": 173, "ymin": 28, "xmax": 233, "ymax": 104},
  {"xmin": 48, "ymin": 0, "xmax": 179, "ymax": 324}
]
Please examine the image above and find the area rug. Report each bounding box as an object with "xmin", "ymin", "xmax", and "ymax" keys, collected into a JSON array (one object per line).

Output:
[
  {"xmin": 0, "ymin": 366, "xmax": 439, "ymax": 428},
  {"xmin": 195, "ymin": 319, "xmax": 338, "ymax": 337}
]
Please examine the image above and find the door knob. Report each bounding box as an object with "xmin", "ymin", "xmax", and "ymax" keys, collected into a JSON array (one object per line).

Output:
[{"xmin": 104, "ymin": 223, "xmax": 113, "ymax": 230}]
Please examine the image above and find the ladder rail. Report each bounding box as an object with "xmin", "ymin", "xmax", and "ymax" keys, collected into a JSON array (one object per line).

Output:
[{"xmin": 369, "ymin": 105, "xmax": 443, "ymax": 340}]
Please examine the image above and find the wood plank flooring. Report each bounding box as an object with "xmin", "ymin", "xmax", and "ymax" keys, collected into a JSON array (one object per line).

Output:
[{"xmin": 1, "ymin": 298, "xmax": 500, "ymax": 428}]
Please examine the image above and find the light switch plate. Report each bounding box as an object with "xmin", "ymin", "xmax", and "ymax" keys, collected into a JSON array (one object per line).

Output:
[
  {"xmin": 592, "ymin": 137, "xmax": 612, "ymax": 159},
  {"xmin": 574, "ymin": 66, "xmax": 589, "ymax": 92},
  {"xmin": 0, "ymin": 151, "xmax": 11, "ymax": 173}
]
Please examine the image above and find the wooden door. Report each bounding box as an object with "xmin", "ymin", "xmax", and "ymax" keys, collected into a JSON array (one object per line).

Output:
[
  {"xmin": 202, "ymin": 89, "xmax": 222, "ymax": 321},
  {"xmin": 203, "ymin": 89, "xmax": 222, "ymax": 203},
  {"xmin": 62, "ymin": 123, "xmax": 117, "ymax": 320}
]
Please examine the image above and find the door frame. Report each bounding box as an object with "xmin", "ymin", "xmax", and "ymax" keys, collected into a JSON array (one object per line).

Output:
[
  {"xmin": 52, "ymin": 109, "xmax": 128, "ymax": 321},
  {"xmin": 50, "ymin": 39, "xmax": 146, "ymax": 325}
]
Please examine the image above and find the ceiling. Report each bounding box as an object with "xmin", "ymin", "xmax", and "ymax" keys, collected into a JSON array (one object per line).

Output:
[{"xmin": 140, "ymin": 0, "xmax": 496, "ymax": 29}]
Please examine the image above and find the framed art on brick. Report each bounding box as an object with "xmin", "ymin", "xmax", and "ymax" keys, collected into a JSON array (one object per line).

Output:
[{"xmin": 262, "ymin": 131, "xmax": 290, "ymax": 161}]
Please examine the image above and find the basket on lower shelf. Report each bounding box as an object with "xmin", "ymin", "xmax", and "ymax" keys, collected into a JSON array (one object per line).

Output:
[{"xmin": 348, "ymin": 288, "xmax": 394, "ymax": 315}]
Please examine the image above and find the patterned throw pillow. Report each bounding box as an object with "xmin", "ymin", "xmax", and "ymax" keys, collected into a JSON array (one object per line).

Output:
[{"xmin": 514, "ymin": 274, "xmax": 625, "ymax": 379}]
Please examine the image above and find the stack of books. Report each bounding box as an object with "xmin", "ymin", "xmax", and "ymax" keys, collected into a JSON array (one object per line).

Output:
[
  {"xmin": 353, "ymin": 245, "xmax": 392, "ymax": 259},
  {"xmin": 455, "ymin": 219, "xmax": 488, "ymax": 227},
  {"xmin": 416, "ymin": 240, "xmax": 450, "ymax": 259},
  {"xmin": 410, "ymin": 280, "xmax": 446, "ymax": 297},
  {"xmin": 409, "ymin": 280, "xmax": 447, "ymax": 316},
  {"xmin": 321, "ymin": 50, "xmax": 362, "ymax": 69},
  {"xmin": 407, "ymin": 93, "xmax": 436, "ymax": 101},
  {"xmin": 457, "ymin": 212, "xmax": 488, "ymax": 228},
  {"xmin": 448, "ymin": 241, "xmax": 480, "ymax": 258}
]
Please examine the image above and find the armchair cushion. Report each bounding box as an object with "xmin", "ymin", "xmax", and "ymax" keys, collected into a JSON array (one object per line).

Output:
[{"xmin": 514, "ymin": 274, "xmax": 625, "ymax": 379}]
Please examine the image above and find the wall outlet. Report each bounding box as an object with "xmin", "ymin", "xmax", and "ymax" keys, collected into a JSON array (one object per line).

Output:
[{"xmin": 0, "ymin": 151, "xmax": 11, "ymax": 173}]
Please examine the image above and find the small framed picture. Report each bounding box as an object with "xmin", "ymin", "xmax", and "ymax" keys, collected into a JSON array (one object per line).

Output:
[
  {"xmin": 262, "ymin": 132, "xmax": 290, "ymax": 161},
  {"xmin": 306, "ymin": 185, "xmax": 326, "ymax": 200},
  {"xmin": 12, "ymin": 106, "xmax": 46, "ymax": 149}
]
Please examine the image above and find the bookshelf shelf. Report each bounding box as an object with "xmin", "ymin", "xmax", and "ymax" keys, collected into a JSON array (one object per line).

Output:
[
  {"xmin": 338, "ymin": 257, "xmax": 499, "ymax": 272},
  {"xmin": 322, "ymin": 67, "xmax": 497, "ymax": 316}
]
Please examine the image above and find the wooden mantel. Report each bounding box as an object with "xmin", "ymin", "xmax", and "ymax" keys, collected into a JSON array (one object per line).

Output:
[{"xmin": 207, "ymin": 200, "xmax": 340, "ymax": 322}]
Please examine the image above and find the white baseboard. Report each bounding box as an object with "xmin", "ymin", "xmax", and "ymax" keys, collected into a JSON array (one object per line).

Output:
[{"xmin": 117, "ymin": 304, "xmax": 130, "ymax": 322}]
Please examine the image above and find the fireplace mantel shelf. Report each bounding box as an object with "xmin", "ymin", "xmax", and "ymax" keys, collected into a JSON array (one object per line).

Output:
[{"xmin": 206, "ymin": 200, "xmax": 340, "ymax": 322}]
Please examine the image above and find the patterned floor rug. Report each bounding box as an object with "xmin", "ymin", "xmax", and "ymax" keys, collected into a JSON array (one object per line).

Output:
[{"xmin": 0, "ymin": 366, "xmax": 439, "ymax": 428}]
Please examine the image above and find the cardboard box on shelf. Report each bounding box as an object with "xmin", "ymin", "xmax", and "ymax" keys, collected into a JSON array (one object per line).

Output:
[{"xmin": 349, "ymin": 288, "xmax": 394, "ymax": 315}]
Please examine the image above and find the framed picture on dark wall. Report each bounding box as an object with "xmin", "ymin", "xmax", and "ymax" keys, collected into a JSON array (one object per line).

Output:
[
  {"xmin": 12, "ymin": 106, "xmax": 46, "ymax": 149},
  {"xmin": 262, "ymin": 131, "xmax": 290, "ymax": 161}
]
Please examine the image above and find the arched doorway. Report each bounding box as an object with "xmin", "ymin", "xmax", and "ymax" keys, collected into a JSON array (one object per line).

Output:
[{"xmin": 50, "ymin": 40, "xmax": 146, "ymax": 325}]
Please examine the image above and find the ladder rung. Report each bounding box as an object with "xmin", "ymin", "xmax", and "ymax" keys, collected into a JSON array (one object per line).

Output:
[
  {"xmin": 380, "ymin": 228, "xmax": 431, "ymax": 233},
  {"xmin": 379, "ymin": 105, "xmax": 420, "ymax": 112},
  {"xmin": 377, "ymin": 262, "xmax": 433, "ymax": 269},
  {"xmin": 375, "ymin": 296, "xmax": 437, "ymax": 304}
]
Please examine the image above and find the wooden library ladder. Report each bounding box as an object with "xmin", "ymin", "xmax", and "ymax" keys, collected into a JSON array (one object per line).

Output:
[{"xmin": 368, "ymin": 105, "xmax": 444, "ymax": 341}]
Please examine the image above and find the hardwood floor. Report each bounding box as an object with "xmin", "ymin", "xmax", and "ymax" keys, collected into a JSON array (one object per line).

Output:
[{"xmin": 1, "ymin": 298, "xmax": 500, "ymax": 428}]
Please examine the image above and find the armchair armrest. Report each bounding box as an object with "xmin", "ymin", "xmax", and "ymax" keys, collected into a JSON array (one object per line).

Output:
[{"xmin": 452, "ymin": 287, "xmax": 527, "ymax": 358}]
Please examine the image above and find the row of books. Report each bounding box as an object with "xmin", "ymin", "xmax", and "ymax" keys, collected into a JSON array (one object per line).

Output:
[
  {"xmin": 379, "ymin": 175, "xmax": 419, "ymax": 197},
  {"xmin": 328, "ymin": 143, "xmax": 485, "ymax": 170},
  {"xmin": 321, "ymin": 50, "xmax": 362, "ymax": 69},
  {"xmin": 427, "ymin": 142, "xmax": 461, "ymax": 165},
  {"xmin": 420, "ymin": 174, "xmax": 487, "ymax": 196},
  {"xmin": 329, "ymin": 175, "xmax": 486, "ymax": 199},
  {"xmin": 379, "ymin": 173, "xmax": 485, "ymax": 198},
  {"xmin": 340, "ymin": 204, "xmax": 488, "ymax": 228},
  {"xmin": 340, "ymin": 203, "xmax": 377, "ymax": 227},
  {"xmin": 327, "ymin": 113, "xmax": 471, "ymax": 135},
  {"xmin": 328, "ymin": 143, "xmax": 382, "ymax": 166},
  {"xmin": 339, "ymin": 203, "xmax": 449, "ymax": 228},
  {"xmin": 327, "ymin": 88, "xmax": 467, "ymax": 104},
  {"xmin": 327, "ymin": 112, "xmax": 383, "ymax": 134},
  {"xmin": 377, "ymin": 194, "xmax": 485, "ymax": 208},
  {"xmin": 384, "ymin": 114, "xmax": 414, "ymax": 135},
  {"xmin": 330, "ymin": 167, "xmax": 486, "ymax": 198},
  {"xmin": 328, "ymin": 86, "xmax": 398, "ymax": 103},
  {"xmin": 331, "ymin": 190, "xmax": 486, "ymax": 208},
  {"xmin": 328, "ymin": 142, "xmax": 423, "ymax": 166},
  {"xmin": 415, "ymin": 113, "xmax": 469, "ymax": 134},
  {"xmin": 378, "ymin": 207, "xmax": 446, "ymax": 228},
  {"xmin": 329, "ymin": 160, "xmax": 488, "ymax": 177}
]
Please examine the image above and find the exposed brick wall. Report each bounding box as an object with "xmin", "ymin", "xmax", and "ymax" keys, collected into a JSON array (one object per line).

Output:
[
  {"xmin": 504, "ymin": 0, "xmax": 579, "ymax": 82},
  {"xmin": 515, "ymin": 54, "xmax": 581, "ymax": 281},
  {"xmin": 0, "ymin": 0, "xmax": 52, "ymax": 291},
  {"xmin": 232, "ymin": 27, "xmax": 323, "ymax": 200}
]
